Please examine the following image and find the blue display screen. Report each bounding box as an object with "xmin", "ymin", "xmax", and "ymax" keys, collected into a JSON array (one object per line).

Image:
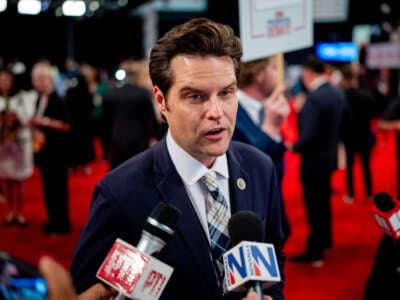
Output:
[
  {"xmin": 0, "ymin": 252, "xmax": 47, "ymax": 300},
  {"xmin": 315, "ymin": 42, "xmax": 359, "ymax": 62}
]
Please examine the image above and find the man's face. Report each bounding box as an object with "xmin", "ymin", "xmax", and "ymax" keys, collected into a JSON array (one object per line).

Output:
[
  {"xmin": 32, "ymin": 69, "xmax": 54, "ymax": 95},
  {"xmin": 253, "ymin": 56, "xmax": 278, "ymax": 98},
  {"xmin": 154, "ymin": 55, "xmax": 238, "ymax": 168},
  {"xmin": 301, "ymin": 68, "xmax": 312, "ymax": 91},
  {"xmin": 0, "ymin": 72, "xmax": 13, "ymax": 95}
]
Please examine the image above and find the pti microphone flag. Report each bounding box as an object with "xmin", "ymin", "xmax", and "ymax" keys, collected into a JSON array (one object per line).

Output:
[
  {"xmin": 96, "ymin": 202, "xmax": 181, "ymax": 300},
  {"xmin": 97, "ymin": 238, "xmax": 173, "ymax": 299},
  {"xmin": 372, "ymin": 192, "xmax": 400, "ymax": 239},
  {"xmin": 223, "ymin": 211, "xmax": 281, "ymax": 299}
]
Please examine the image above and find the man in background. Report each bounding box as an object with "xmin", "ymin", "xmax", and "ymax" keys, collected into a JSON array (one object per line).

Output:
[
  {"xmin": 338, "ymin": 63, "xmax": 377, "ymax": 203},
  {"xmin": 288, "ymin": 55, "xmax": 346, "ymax": 266},
  {"xmin": 31, "ymin": 60, "xmax": 71, "ymax": 235},
  {"xmin": 102, "ymin": 59, "xmax": 159, "ymax": 170},
  {"xmin": 233, "ymin": 55, "xmax": 291, "ymax": 239}
]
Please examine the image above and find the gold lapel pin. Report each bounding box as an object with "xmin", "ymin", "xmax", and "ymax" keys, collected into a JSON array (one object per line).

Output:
[{"xmin": 236, "ymin": 178, "xmax": 246, "ymax": 190}]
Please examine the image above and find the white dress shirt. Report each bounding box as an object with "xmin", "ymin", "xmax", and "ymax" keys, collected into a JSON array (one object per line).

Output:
[
  {"xmin": 166, "ymin": 130, "xmax": 230, "ymax": 239},
  {"xmin": 237, "ymin": 89, "xmax": 264, "ymax": 125}
]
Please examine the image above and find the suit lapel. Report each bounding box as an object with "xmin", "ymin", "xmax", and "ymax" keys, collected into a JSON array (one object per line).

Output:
[
  {"xmin": 227, "ymin": 145, "xmax": 253, "ymax": 213},
  {"xmin": 151, "ymin": 140, "xmax": 220, "ymax": 293}
]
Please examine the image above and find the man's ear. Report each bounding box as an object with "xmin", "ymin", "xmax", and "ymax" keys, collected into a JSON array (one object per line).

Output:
[{"xmin": 153, "ymin": 86, "xmax": 167, "ymax": 114}]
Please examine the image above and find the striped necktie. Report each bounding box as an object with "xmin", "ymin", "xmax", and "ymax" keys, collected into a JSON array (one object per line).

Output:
[{"xmin": 201, "ymin": 170, "xmax": 230, "ymax": 273}]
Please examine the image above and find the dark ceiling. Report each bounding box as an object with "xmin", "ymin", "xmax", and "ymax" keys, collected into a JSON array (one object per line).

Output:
[
  {"xmin": 3, "ymin": 0, "xmax": 153, "ymax": 16},
  {"xmin": 1, "ymin": 0, "xmax": 399, "ymax": 72}
]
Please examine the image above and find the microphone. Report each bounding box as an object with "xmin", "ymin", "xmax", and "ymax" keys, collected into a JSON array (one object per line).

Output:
[
  {"xmin": 96, "ymin": 202, "xmax": 181, "ymax": 300},
  {"xmin": 223, "ymin": 211, "xmax": 281, "ymax": 299},
  {"xmin": 372, "ymin": 192, "xmax": 400, "ymax": 239}
]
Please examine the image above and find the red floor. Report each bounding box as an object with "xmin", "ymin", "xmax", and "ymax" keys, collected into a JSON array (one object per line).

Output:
[{"xmin": 0, "ymin": 126, "xmax": 396, "ymax": 299}]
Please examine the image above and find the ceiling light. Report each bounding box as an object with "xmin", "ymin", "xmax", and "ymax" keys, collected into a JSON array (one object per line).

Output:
[
  {"xmin": 18, "ymin": 0, "xmax": 41, "ymax": 15},
  {"xmin": 62, "ymin": 0, "xmax": 86, "ymax": 17},
  {"xmin": 0, "ymin": 0, "xmax": 7, "ymax": 13}
]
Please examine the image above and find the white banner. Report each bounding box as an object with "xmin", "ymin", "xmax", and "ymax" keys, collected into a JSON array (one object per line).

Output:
[
  {"xmin": 366, "ymin": 43, "xmax": 400, "ymax": 69},
  {"xmin": 239, "ymin": 0, "xmax": 313, "ymax": 62}
]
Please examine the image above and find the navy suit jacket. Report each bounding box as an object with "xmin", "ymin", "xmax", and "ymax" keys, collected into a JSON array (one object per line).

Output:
[
  {"xmin": 293, "ymin": 82, "xmax": 346, "ymax": 178},
  {"xmin": 102, "ymin": 83, "xmax": 158, "ymax": 165},
  {"xmin": 70, "ymin": 138, "xmax": 286, "ymax": 300},
  {"xmin": 233, "ymin": 104, "xmax": 287, "ymax": 183}
]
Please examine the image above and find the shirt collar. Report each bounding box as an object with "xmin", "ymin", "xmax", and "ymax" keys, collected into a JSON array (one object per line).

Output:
[
  {"xmin": 237, "ymin": 89, "xmax": 263, "ymax": 124},
  {"xmin": 310, "ymin": 76, "xmax": 328, "ymax": 91},
  {"xmin": 166, "ymin": 130, "xmax": 229, "ymax": 186}
]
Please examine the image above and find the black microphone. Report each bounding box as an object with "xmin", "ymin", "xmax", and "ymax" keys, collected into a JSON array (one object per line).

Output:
[
  {"xmin": 374, "ymin": 192, "xmax": 396, "ymax": 212},
  {"xmin": 372, "ymin": 192, "xmax": 400, "ymax": 239},
  {"xmin": 228, "ymin": 210, "xmax": 264, "ymax": 246},
  {"xmin": 97, "ymin": 202, "xmax": 181, "ymax": 300},
  {"xmin": 227, "ymin": 211, "xmax": 266, "ymax": 300},
  {"xmin": 137, "ymin": 201, "xmax": 182, "ymax": 254}
]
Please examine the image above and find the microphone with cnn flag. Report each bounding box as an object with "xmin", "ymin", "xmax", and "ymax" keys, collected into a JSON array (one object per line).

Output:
[
  {"xmin": 96, "ymin": 202, "xmax": 181, "ymax": 300},
  {"xmin": 223, "ymin": 210, "xmax": 281, "ymax": 299},
  {"xmin": 372, "ymin": 192, "xmax": 400, "ymax": 239}
]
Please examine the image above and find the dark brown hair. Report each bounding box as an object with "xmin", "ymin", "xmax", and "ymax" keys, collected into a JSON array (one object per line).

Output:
[
  {"xmin": 149, "ymin": 17, "xmax": 242, "ymax": 96},
  {"xmin": 301, "ymin": 54, "xmax": 326, "ymax": 74},
  {"xmin": 238, "ymin": 57, "xmax": 270, "ymax": 88}
]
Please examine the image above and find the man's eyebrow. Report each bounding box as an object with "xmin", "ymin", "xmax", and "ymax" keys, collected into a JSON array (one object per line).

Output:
[
  {"xmin": 179, "ymin": 86, "xmax": 201, "ymax": 93},
  {"xmin": 223, "ymin": 81, "xmax": 238, "ymax": 89},
  {"xmin": 179, "ymin": 80, "xmax": 237, "ymax": 93}
]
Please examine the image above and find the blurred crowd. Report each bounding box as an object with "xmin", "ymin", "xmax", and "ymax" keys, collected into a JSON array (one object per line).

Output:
[
  {"xmin": 1, "ymin": 51, "xmax": 400, "ymax": 250},
  {"xmin": 0, "ymin": 56, "xmax": 166, "ymax": 234}
]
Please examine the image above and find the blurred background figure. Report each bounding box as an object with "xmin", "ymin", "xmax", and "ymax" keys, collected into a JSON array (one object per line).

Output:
[
  {"xmin": 63, "ymin": 59, "xmax": 96, "ymax": 175},
  {"xmin": 338, "ymin": 63, "xmax": 378, "ymax": 203},
  {"xmin": 362, "ymin": 233, "xmax": 400, "ymax": 300},
  {"xmin": 102, "ymin": 59, "xmax": 159, "ymax": 170},
  {"xmin": 30, "ymin": 60, "xmax": 71, "ymax": 235},
  {"xmin": 133, "ymin": 59, "xmax": 168, "ymax": 139},
  {"xmin": 0, "ymin": 68, "xmax": 36, "ymax": 227},
  {"xmin": 377, "ymin": 91, "xmax": 400, "ymax": 195},
  {"xmin": 288, "ymin": 55, "xmax": 346, "ymax": 266},
  {"xmin": 80, "ymin": 63, "xmax": 109, "ymax": 160},
  {"xmin": 233, "ymin": 55, "xmax": 291, "ymax": 239}
]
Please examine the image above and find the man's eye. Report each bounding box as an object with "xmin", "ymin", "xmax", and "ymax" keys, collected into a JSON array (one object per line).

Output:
[
  {"xmin": 221, "ymin": 90, "xmax": 233, "ymax": 98},
  {"xmin": 188, "ymin": 93, "xmax": 203, "ymax": 101}
]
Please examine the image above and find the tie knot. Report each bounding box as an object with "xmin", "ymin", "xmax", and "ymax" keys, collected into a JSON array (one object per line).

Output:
[{"xmin": 201, "ymin": 170, "xmax": 218, "ymax": 192}]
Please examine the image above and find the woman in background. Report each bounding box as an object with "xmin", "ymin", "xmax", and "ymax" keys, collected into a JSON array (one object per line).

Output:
[{"xmin": 0, "ymin": 68, "xmax": 36, "ymax": 226}]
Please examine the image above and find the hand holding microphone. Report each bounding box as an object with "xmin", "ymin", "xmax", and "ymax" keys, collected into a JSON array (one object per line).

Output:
[
  {"xmin": 96, "ymin": 202, "xmax": 181, "ymax": 300},
  {"xmin": 223, "ymin": 211, "xmax": 281, "ymax": 300}
]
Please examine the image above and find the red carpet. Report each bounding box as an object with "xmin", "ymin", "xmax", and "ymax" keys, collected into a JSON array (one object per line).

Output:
[{"xmin": 0, "ymin": 122, "xmax": 396, "ymax": 299}]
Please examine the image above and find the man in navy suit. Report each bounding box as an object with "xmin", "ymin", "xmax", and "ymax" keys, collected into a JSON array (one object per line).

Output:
[
  {"xmin": 70, "ymin": 18, "xmax": 286, "ymax": 300},
  {"xmin": 288, "ymin": 55, "xmax": 346, "ymax": 266}
]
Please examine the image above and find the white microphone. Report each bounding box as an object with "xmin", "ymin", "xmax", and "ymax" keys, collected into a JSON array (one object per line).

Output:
[
  {"xmin": 372, "ymin": 192, "xmax": 400, "ymax": 239},
  {"xmin": 223, "ymin": 211, "xmax": 281, "ymax": 299},
  {"xmin": 96, "ymin": 202, "xmax": 181, "ymax": 300}
]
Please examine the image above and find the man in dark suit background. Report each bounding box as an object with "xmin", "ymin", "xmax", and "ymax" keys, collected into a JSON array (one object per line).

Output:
[
  {"xmin": 233, "ymin": 55, "xmax": 291, "ymax": 240},
  {"xmin": 288, "ymin": 55, "xmax": 346, "ymax": 266},
  {"xmin": 338, "ymin": 63, "xmax": 377, "ymax": 203},
  {"xmin": 102, "ymin": 59, "xmax": 159, "ymax": 170},
  {"xmin": 70, "ymin": 18, "xmax": 286, "ymax": 300},
  {"xmin": 30, "ymin": 60, "xmax": 72, "ymax": 235}
]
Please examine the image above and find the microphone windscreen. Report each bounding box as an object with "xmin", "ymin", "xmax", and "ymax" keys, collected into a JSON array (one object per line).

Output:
[
  {"xmin": 228, "ymin": 210, "xmax": 263, "ymax": 247},
  {"xmin": 150, "ymin": 202, "xmax": 182, "ymax": 230},
  {"xmin": 374, "ymin": 192, "xmax": 395, "ymax": 212},
  {"xmin": 144, "ymin": 202, "xmax": 182, "ymax": 242}
]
